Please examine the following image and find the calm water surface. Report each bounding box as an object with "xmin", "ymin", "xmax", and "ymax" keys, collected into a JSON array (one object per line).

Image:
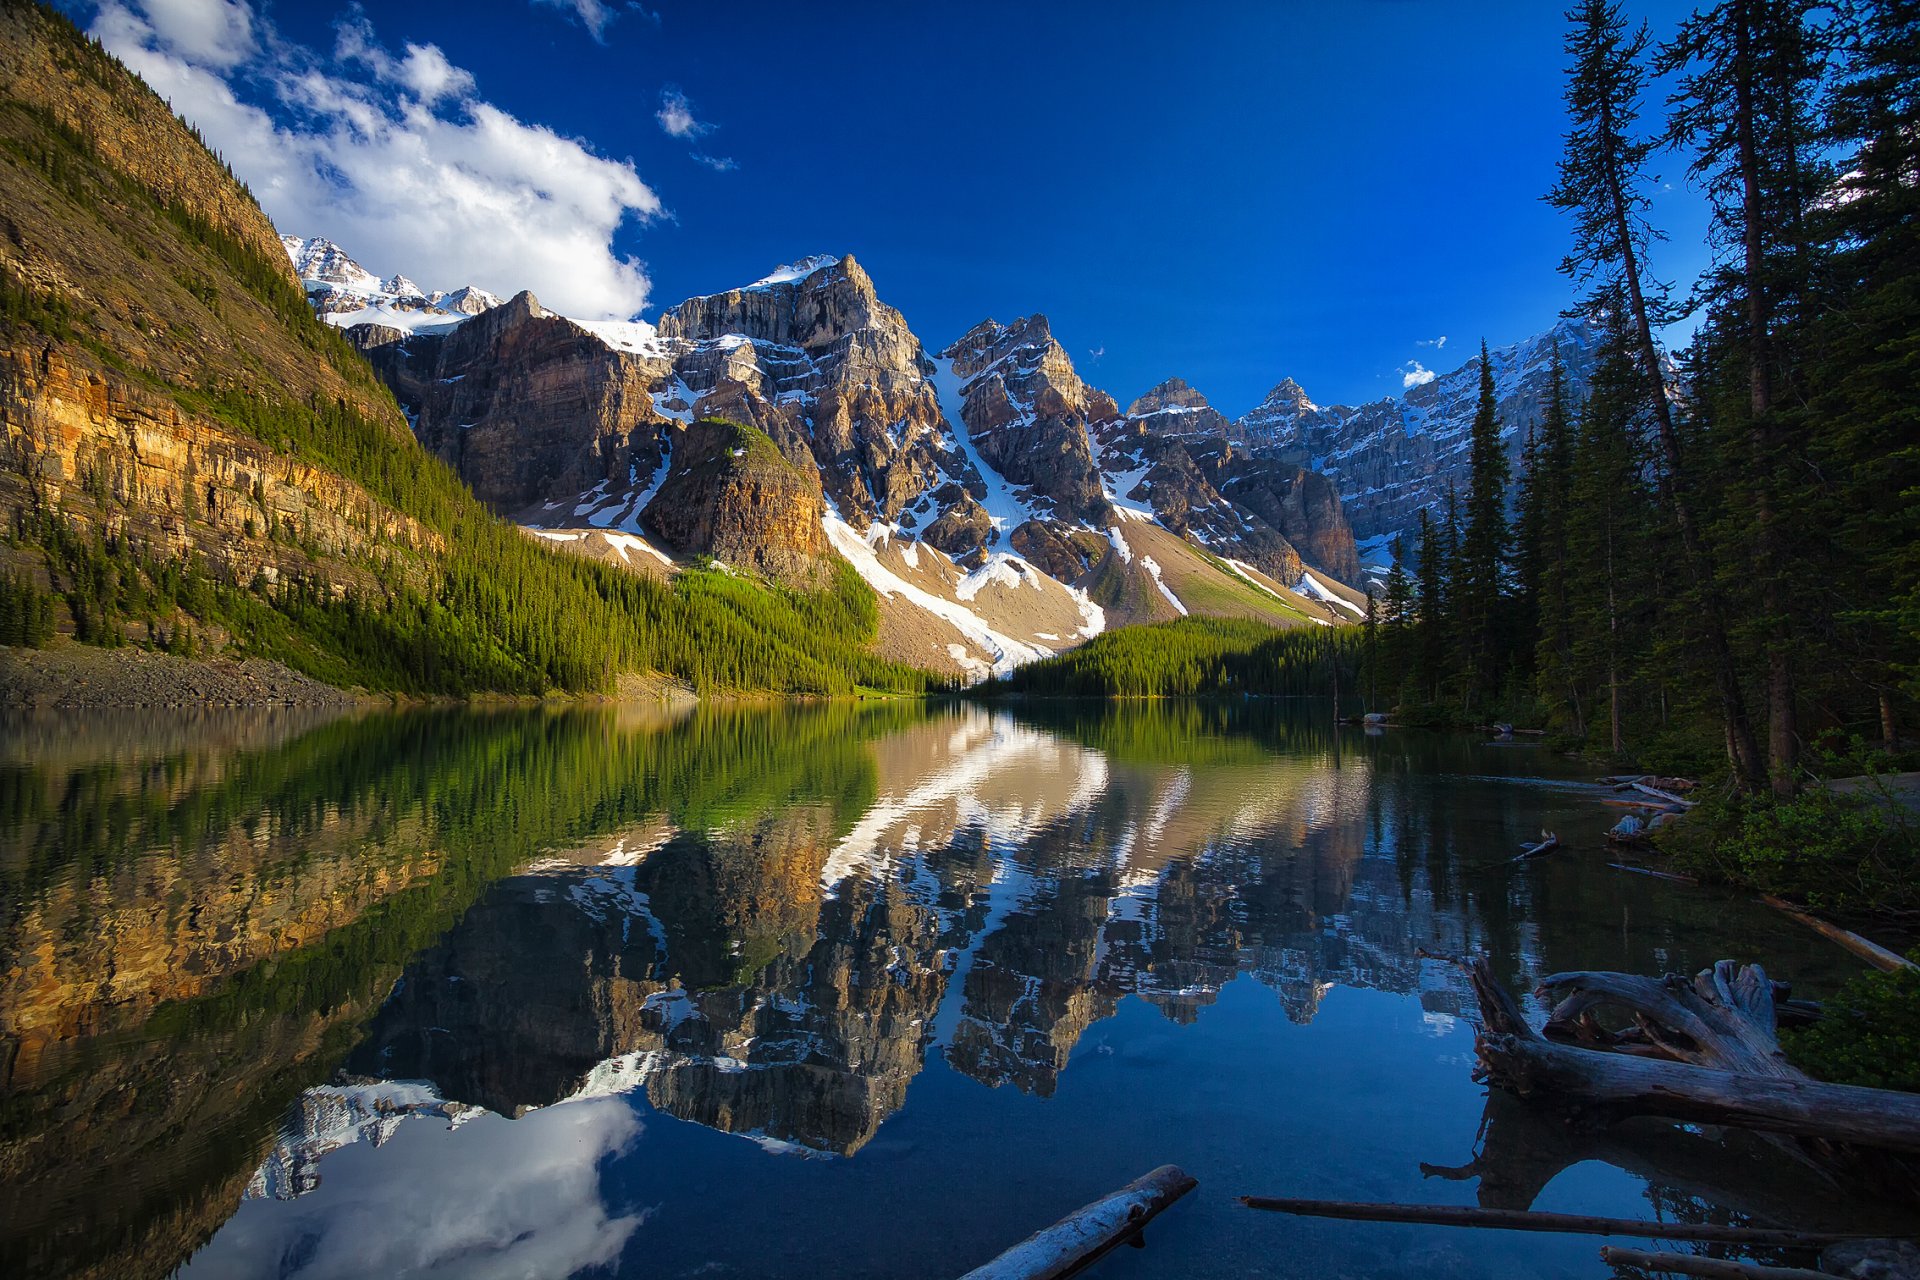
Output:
[{"xmin": 0, "ymin": 701, "xmax": 1901, "ymax": 1279}]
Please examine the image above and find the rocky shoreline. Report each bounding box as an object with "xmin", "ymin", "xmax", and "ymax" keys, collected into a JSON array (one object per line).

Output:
[{"xmin": 0, "ymin": 644, "xmax": 363, "ymax": 710}]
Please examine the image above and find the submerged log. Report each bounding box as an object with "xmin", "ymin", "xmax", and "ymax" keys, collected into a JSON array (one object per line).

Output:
[
  {"xmin": 1511, "ymin": 831, "xmax": 1560, "ymax": 863},
  {"xmin": 1464, "ymin": 959, "xmax": 1920, "ymax": 1160},
  {"xmin": 1234, "ymin": 1198, "xmax": 1887, "ymax": 1246},
  {"xmin": 1759, "ymin": 895, "xmax": 1918, "ymax": 974},
  {"xmin": 1599, "ymin": 1245, "xmax": 1835, "ymax": 1280},
  {"xmin": 956, "ymin": 1165, "xmax": 1197, "ymax": 1280}
]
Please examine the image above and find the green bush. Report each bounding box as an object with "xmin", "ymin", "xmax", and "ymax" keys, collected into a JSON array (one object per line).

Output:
[
  {"xmin": 1784, "ymin": 963, "xmax": 1920, "ymax": 1093},
  {"xmin": 1661, "ymin": 784, "xmax": 1920, "ymax": 919}
]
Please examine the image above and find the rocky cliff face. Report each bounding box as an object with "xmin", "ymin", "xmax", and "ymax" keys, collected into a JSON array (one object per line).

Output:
[
  {"xmin": 297, "ymin": 237, "xmax": 1372, "ymax": 674},
  {"xmin": 645, "ymin": 418, "xmax": 829, "ymax": 586},
  {"xmin": 0, "ymin": 4, "xmax": 457, "ymax": 637},
  {"xmin": 353, "ymin": 291, "xmax": 669, "ymax": 517},
  {"xmin": 1236, "ymin": 319, "xmax": 1601, "ymax": 551},
  {"xmin": 1090, "ymin": 380, "xmax": 1360, "ymax": 586},
  {"xmin": 937, "ymin": 315, "xmax": 1114, "ymax": 526}
]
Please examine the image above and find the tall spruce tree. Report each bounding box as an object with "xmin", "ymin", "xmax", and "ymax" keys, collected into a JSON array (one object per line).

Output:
[
  {"xmin": 1457, "ymin": 340, "xmax": 1512, "ymax": 709},
  {"xmin": 1549, "ymin": 0, "xmax": 1764, "ymax": 787},
  {"xmin": 1414, "ymin": 509, "xmax": 1448, "ymax": 705},
  {"xmin": 1565, "ymin": 335, "xmax": 1656, "ymax": 755},
  {"xmin": 1803, "ymin": 1, "xmax": 1920, "ymax": 748},
  {"xmin": 1526, "ymin": 354, "xmax": 1583, "ymax": 734},
  {"xmin": 1660, "ymin": 0, "xmax": 1832, "ymax": 794}
]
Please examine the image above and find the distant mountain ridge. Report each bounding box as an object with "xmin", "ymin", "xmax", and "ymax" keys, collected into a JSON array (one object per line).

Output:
[
  {"xmin": 1234, "ymin": 320, "xmax": 1603, "ymax": 557},
  {"xmin": 291, "ymin": 239, "xmax": 1371, "ymax": 676}
]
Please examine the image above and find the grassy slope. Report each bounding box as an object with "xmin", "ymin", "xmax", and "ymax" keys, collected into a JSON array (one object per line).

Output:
[{"xmin": 0, "ymin": 3, "xmax": 926, "ymax": 696}]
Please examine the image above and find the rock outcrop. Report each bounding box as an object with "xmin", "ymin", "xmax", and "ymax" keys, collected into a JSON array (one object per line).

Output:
[
  {"xmin": 645, "ymin": 418, "xmax": 829, "ymax": 586},
  {"xmin": 353, "ymin": 291, "xmax": 670, "ymax": 516},
  {"xmin": 938, "ymin": 315, "xmax": 1115, "ymax": 526}
]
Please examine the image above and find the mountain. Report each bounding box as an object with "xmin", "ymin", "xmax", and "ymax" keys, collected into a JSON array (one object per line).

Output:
[
  {"xmin": 331, "ymin": 251, "xmax": 1366, "ymax": 676},
  {"xmin": 1235, "ymin": 319, "xmax": 1603, "ymax": 559},
  {"xmin": 281, "ymin": 233, "xmax": 503, "ymax": 330},
  {"xmin": 0, "ymin": 2, "xmax": 928, "ymax": 697}
]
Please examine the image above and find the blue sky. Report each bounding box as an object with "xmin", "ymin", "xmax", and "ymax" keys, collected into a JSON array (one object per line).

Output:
[{"xmin": 78, "ymin": 0, "xmax": 1711, "ymax": 414}]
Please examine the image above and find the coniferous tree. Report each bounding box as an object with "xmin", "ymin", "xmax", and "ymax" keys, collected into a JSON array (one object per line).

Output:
[
  {"xmin": 1413, "ymin": 509, "xmax": 1448, "ymax": 705},
  {"xmin": 1660, "ymin": 0, "xmax": 1833, "ymax": 794},
  {"xmin": 1383, "ymin": 549, "xmax": 1415, "ymax": 704},
  {"xmin": 1550, "ymin": 0, "xmax": 1763, "ymax": 787},
  {"xmin": 1457, "ymin": 340, "xmax": 1512, "ymax": 709},
  {"xmin": 1565, "ymin": 337, "xmax": 1656, "ymax": 755},
  {"xmin": 1802, "ymin": 2, "xmax": 1920, "ymax": 748},
  {"xmin": 1527, "ymin": 355, "xmax": 1583, "ymax": 734},
  {"xmin": 1441, "ymin": 487, "xmax": 1465, "ymax": 701}
]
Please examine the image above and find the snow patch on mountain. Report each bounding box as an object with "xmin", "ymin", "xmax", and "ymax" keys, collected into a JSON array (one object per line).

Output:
[
  {"xmin": 748, "ymin": 255, "xmax": 842, "ymax": 290},
  {"xmin": 929, "ymin": 357, "xmax": 1047, "ymax": 549}
]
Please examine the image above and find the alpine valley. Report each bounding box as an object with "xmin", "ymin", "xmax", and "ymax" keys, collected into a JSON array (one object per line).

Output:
[{"xmin": 282, "ymin": 231, "xmax": 1602, "ymax": 681}]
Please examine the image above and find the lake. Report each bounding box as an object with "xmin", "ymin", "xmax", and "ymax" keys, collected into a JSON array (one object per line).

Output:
[{"xmin": 0, "ymin": 700, "xmax": 1899, "ymax": 1279}]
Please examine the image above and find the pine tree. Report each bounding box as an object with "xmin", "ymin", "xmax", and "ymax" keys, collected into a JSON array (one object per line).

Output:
[
  {"xmin": 1660, "ymin": 0, "xmax": 1832, "ymax": 794},
  {"xmin": 1803, "ymin": 2, "xmax": 1920, "ymax": 747},
  {"xmin": 1527, "ymin": 355, "xmax": 1583, "ymax": 733},
  {"xmin": 1383, "ymin": 548, "xmax": 1415, "ymax": 704},
  {"xmin": 1457, "ymin": 340, "xmax": 1512, "ymax": 709},
  {"xmin": 1414, "ymin": 509, "xmax": 1448, "ymax": 705},
  {"xmin": 1549, "ymin": 0, "xmax": 1763, "ymax": 787},
  {"xmin": 1565, "ymin": 340, "xmax": 1654, "ymax": 755}
]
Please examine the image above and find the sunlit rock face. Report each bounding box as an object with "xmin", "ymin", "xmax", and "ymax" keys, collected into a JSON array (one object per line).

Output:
[
  {"xmin": 939, "ymin": 315, "xmax": 1116, "ymax": 530},
  {"xmin": 319, "ymin": 244, "xmax": 1370, "ymax": 682}
]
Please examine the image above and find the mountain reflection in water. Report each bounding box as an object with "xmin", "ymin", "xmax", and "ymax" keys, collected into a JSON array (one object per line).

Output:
[{"xmin": 0, "ymin": 701, "xmax": 1894, "ymax": 1280}]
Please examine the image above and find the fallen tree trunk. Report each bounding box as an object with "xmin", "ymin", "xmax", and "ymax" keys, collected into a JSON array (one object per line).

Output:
[
  {"xmin": 1466, "ymin": 959, "xmax": 1920, "ymax": 1159},
  {"xmin": 956, "ymin": 1165, "xmax": 1196, "ymax": 1280},
  {"xmin": 1760, "ymin": 895, "xmax": 1918, "ymax": 975},
  {"xmin": 1234, "ymin": 1198, "xmax": 1887, "ymax": 1246},
  {"xmin": 1632, "ymin": 781, "xmax": 1697, "ymax": 809},
  {"xmin": 1599, "ymin": 1245, "xmax": 1835, "ymax": 1280}
]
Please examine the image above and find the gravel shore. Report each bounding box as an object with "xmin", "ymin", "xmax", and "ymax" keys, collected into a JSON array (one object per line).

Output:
[{"xmin": 0, "ymin": 644, "xmax": 362, "ymax": 709}]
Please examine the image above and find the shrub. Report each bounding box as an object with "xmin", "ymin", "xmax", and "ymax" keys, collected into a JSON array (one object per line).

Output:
[
  {"xmin": 1784, "ymin": 963, "xmax": 1920, "ymax": 1093},
  {"xmin": 1661, "ymin": 783, "xmax": 1920, "ymax": 920}
]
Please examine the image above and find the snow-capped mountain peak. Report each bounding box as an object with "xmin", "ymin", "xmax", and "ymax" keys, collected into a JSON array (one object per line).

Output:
[
  {"xmin": 279, "ymin": 232, "xmax": 506, "ymax": 332},
  {"xmin": 747, "ymin": 254, "xmax": 842, "ymax": 290}
]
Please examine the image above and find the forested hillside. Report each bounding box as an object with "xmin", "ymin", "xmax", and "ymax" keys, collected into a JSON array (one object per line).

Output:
[
  {"xmin": 0, "ymin": 1, "xmax": 925, "ymax": 696},
  {"xmin": 1370, "ymin": 0, "xmax": 1916, "ymax": 788}
]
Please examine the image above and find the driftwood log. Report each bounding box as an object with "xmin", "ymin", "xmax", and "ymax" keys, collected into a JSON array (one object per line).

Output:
[
  {"xmin": 1598, "ymin": 1245, "xmax": 1835, "ymax": 1280},
  {"xmin": 1416, "ymin": 1089, "xmax": 1918, "ymax": 1233},
  {"xmin": 1760, "ymin": 895, "xmax": 1919, "ymax": 974},
  {"xmin": 1466, "ymin": 959, "xmax": 1920, "ymax": 1188},
  {"xmin": 956, "ymin": 1165, "xmax": 1196, "ymax": 1280},
  {"xmin": 1236, "ymin": 1197, "xmax": 1888, "ymax": 1246}
]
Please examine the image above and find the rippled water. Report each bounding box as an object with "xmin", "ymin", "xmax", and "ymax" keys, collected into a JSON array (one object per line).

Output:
[{"xmin": 0, "ymin": 701, "xmax": 1899, "ymax": 1279}]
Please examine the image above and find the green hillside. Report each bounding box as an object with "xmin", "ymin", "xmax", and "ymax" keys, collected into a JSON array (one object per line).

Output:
[{"xmin": 0, "ymin": 2, "xmax": 925, "ymax": 697}]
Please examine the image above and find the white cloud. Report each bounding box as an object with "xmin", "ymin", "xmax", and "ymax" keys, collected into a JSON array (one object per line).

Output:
[
  {"xmin": 134, "ymin": 0, "xmax": 255, "ymax": 68},
  {"xmin": 655, "ymin": 87, "xmax": 711, "ymax": 138},
  {"xmin": 1400, "ymin": 361, "xmax": 1436, "ymax": 389},
  {"xmin": 1416, "ymin": 335, "xmax": 1447, "ymax": 349},
  {"xmin": 531, "ymin": 0, "xmax": 619, "ymax": 42},
  {"xmin": 691, "ymin": 152, "xmax": 736, "ymax": 172},
  {"xmin": 91, "ymin": 0, "xmax": 662, "ymax": 319},
  {"xmin": 335, "ymin": 19, "xmax": 474, "ymax": 105},
  {"xmin": 179, "ymin": 1096, "xmax": 647, "ymax": 1279}
]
